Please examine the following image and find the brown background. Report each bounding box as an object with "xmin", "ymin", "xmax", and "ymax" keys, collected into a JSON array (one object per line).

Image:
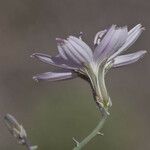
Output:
[{"xmin": 0, "ymin": 0, "xmax": 149, "ymax": 149}]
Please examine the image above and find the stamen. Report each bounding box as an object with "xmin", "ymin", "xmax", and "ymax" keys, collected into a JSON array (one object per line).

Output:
[{"xmin": 79, "ymin": 32, "xmax": 83, "ymax": 40}]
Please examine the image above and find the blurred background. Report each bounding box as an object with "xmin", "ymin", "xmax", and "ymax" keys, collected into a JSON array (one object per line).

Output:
[{"xmin": 0, "ymin": 0, "xmax": 149, "ymax": 149}]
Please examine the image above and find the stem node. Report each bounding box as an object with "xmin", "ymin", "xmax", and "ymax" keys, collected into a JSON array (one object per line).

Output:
[
  {"xmin": 97, "ymin": 131, "xmax": 104, "ymax": 136},
  {"xmin": 73, "ymin": 112, "xmax": 108, "ymax": 150},
  {"xmin": 73, "ymin": 137, "xmax": 80, "ymax": 147}
]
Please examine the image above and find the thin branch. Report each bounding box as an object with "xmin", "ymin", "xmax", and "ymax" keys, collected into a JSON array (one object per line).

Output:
[
  {"xmin": 73, "ymin": 112, "xmax": 108, "ymax": 150},
  {"xmin": 23, "ymin": 137, "xmax": 33, "ymax": 150}
]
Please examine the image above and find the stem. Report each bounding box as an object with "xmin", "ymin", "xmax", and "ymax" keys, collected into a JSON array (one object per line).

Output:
[
  {"xmin": 73, "ymin": 112, "xmax": 108, "ymax": 150},
  {"xmin": 25, "ymin": 145, "xmax": 32, "ymax": 150},
  {"xmin": 73, "ymin": 64, "xmax": 110, "ymax": 149}
]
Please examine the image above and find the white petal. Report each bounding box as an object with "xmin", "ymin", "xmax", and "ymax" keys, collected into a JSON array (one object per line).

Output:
[
  {"xmin": 56, "ymin": 36, "xmax": 93, "ymax": 66},
  {"xmin": 108, "ymin": 24, "xmax": 144, "ymax": 60},
  {"xmin": 67, "ymin": 37, "xmax": 92, "ymax": 62},
  {"xmin": 31, "ymin": 53, "xmax": 62, "ymax": 64},
  {"xmin": 56, "ymin": 38, "xmax": 68, "ymax": 60},
  {"xmin": 62, "ymin": 42, "xmax": 83, "ymax": 64},
  {"xmin": 56, "ymin": 38, "xmax": 84, "ymax": 65},
  {"xmin": 94, "ymin": 25, "xmax": 128, "ymax": 62},
  {"xmin": 69, "ymin": 36, "xmax": 93, "ymax": 58},
  {"xmin": 33, "ymin": 71, "xmax": 75, "ymax": 82},
  {"xmin": 113, "ymin": 50, "xmax": 147, "ymax": 67},
  {"xmin": 128, "ymin": 24, "xmax": 142, "ymax": 35},
  {"xmin": 65, "ymin": 40, "xmax": 87, "ymax": 63},
  {"xmin": 94, "ymin": 25, "xmax": 116, "ymax": 59},
  {"xmin": 57, "ymin": 44, "xmax": 68, "ymax": 60},
  {"xmin": 31, "ymin": 53, "xmax": 78, "ymax": 70},
  {"xmin": 94, "ymin": 29, "xmax": 107, "ymax": 46}
]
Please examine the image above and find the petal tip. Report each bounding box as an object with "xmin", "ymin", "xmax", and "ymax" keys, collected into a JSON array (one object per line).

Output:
[
  {"xmin": 141, "ymin": 50, "xmax": 147, "ymax": 56},
  {"xmin": 56, "ymin": 38, "xmax": 65, "ymax": 44},
  {"xmin": 32, "ymin": 76, "xmax": 39, "ymax": 82},
  {"xmin": 30, "ymin": 53, "xmax": 40, "ymax": 59},
  {"xmin": 30, "ymin": 54, "xmax": 36, "ymax": 58},
  {"xmin": 141, "ymin": 27, "xmax": 145, "ymax": 31}
]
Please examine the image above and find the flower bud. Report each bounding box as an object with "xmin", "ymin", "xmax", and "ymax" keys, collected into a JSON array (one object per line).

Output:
[{"xmin": 4, "ymin": 114, "xmax": 27, "ymax": 145}]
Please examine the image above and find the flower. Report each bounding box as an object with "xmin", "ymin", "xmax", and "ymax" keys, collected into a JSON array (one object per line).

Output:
[{"xmin": 31, "ymin": 24, "xmax": 146, "ymax": 111}]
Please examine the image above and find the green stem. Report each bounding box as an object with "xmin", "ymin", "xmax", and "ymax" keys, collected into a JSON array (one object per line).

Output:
[
  {"xmin": 73, "ymin": 64, "xmax": 110, "ymax": 150},
  {"xmin": 73, "ymin": 112, "xmax": 108, "ymax": 150}
]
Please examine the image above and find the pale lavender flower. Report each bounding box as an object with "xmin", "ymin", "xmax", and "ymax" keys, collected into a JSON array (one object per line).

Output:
[{"xmin": 31, "ymin": 24, "xmax": 146, "ymax": 110}]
